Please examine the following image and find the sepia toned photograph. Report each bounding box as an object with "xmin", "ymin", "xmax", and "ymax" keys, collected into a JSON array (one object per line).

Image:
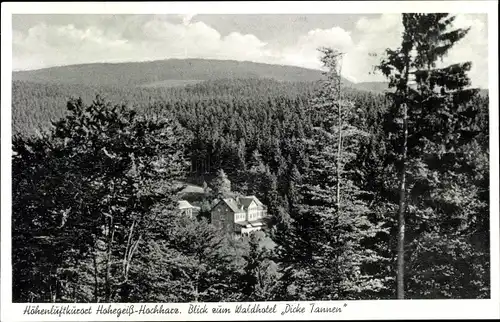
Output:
[{"xmin": 6, "ymin": 5, "xmax": 494, "ymax": 309}]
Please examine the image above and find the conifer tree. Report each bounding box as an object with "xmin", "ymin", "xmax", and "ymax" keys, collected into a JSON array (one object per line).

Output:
[
  {"xmin": 213, "ymin": 169, "xmax": 232, "ymax": 199},
  {"xmin": 240, "ymin": 232, "xmax": 277, "ymax": 301},
  {"xmin": 377, "ymin": 13, "xmax": 486, "ymax": 299},
  {"xmin": 273, "ymin": 47, "xmax": 388, "ymax": 300}
]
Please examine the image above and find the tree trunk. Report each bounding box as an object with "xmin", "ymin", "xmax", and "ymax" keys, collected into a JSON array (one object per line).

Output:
[
  {"xmin": 92, "ymin": 245, "xmax": 99, "ymax": 302},
  {"xmin": 396, "ymin": 42, "xmax": 412, "ymax": 299},
  {"xmin": 336, "ymin": 54, "xmax": 344, "ymax": 211},
  {"xmin": 123, "ymin": 220, "xmax": 136, "ymax": 277},
  {"xmin": 105, "ymin": 215, "xmax": 114, "ymax": 302},
  {"xmin": 194, "ymin": 273, "xmax": 199, "ymax": 303},
  {"xmin": 397, "ymin": 102, "xmax": 408, "ymax": 300},
  {"xmin": 73, "ymin": 278, "xmax": 77, "ymax": 302},
  {"xmin": 190, "ymin": 154, "xmax": 194, "ymax": 174},
  {"xmin": 336, "ymin": 123, "xmax": 342, "ymax": 209},
  {"xmin": 125, "ymin": 235, "xmax": 141, "ymax": 282},
  {"xmin": 73, "ymin": 258, "xmax": 79, "ymax": 302}
]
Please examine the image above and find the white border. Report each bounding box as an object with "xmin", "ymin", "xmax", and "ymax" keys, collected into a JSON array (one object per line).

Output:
[
  {"xmin": 0, "ymin": 1, "xmax": 498, "ymax": 14},
  {"xmin": 1, "ymin": 2, "xmax": 499, "ymax": 321}
]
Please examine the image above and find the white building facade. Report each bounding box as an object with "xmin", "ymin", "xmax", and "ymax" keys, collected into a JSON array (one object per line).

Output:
[{"xmin": 210, "ymin": 196, "xmax": 269, "ymax": 235}]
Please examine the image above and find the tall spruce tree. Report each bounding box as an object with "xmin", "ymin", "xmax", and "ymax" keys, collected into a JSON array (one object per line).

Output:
[
  {"xmin": 377, "ymin": 13, "xmax": 487, "ymax": 298},
  {"xmin": 273, "ymin": 47, "xmax": 388, "ymax": 300}
]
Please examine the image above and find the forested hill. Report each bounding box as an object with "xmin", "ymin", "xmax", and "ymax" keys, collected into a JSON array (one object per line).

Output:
[
  {"xmin": 14, "ymin": 58, "xmax": 419, "ymax": 93},
  {"xmin": 13, "ymin": 58, "xmax": 490, "ymax": 93},
  {"xmin": 11, "ymin": 58, "xmax": 488, "ymax": 137},
  {"xmin": 12, "ymin": 78, "xmax": 321, "ymax": 136},
  {"xmin": 12, "ymin": 59, "xmax": 336, "ymax": 87}
]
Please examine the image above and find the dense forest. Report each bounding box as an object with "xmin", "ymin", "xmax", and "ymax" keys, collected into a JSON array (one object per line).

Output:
[{"xmin": 12, "ymin": 13, "xmax": 490, "ymax": 303}]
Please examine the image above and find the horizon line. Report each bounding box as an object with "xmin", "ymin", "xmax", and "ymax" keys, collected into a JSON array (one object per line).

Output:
[{"xmin": 11, "ymin": 57, "xmax": 363, "ymax": 84}]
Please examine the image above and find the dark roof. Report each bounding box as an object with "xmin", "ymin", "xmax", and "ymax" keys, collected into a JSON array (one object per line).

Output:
[
  {"xmin": 248, "ymin": 220, "xmax": 265, "ymax": 227},
  {"xmin": 212, "ymin": 198, "xmax": 243, "ymax": 213},
  {"xmin": 238, "ymin": 197, "xmax": 254, "ymax": 209},
  {"xmin": 224, "ymin": 198, "xmax": 242, "ymax": 213},
  {"xmin": 234, "ymin": 220, "xmax": 266, "ymax": 228},
  {"xmin": 238, "ymin": 196, "xmax": 266, "ymax": 209},
  {"xmin": 211, "ymin": 196, "xmax": 266, "ymax": 213},
  {"xmin": 234, "ymin": 221, "xmax": 252, "ymax": 227}
]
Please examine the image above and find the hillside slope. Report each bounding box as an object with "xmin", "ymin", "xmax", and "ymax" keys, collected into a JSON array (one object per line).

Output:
[
  {"xmin": 12, "ymin": 58, "xmax": 488, "ymax": 94},
  {"xmin": 12, "ymin": 59, "xmax": 336, "ymax": 87}
]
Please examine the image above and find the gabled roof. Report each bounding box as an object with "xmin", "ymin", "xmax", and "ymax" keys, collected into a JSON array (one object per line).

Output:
[
  {"xmin": 212, "ymin": 196, "xmax": 266, "ymax": 213},
  {"xmin": 238, "ymin": 196, "xmax": 266, "ymax": 209},
  {"xmin": 178, "ymin": 200, "xmax": 194, "ymax": 209},
  {"xmin": 224, "ymin": 198, "xmax": 242, "ymax": 213},
  {"xmin": 212, "ymin": 198, "xmax": 243, "ymax": 213}
]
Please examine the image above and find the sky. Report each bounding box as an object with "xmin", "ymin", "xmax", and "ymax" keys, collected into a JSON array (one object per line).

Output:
[{"xmin": 12, "ymin": 13, "xmax": 489, "ymax": 87}]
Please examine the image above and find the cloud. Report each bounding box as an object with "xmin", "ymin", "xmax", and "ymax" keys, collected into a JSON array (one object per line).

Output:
[
  {"xmin": 12, "ymin": 14, "xmax": 488, "ymax": 87},
  {"xmin": 180, "ymin": 14, "xmax": 197, "ymax": 26},
  {"xmin": 271, "ymin": 14, "xmax": 402, "ymax": 82},
  {"xmin": 344, "ymin": 13, "xmax": 487, "ymax": 87},
  {"xmin": 355, "ymin": 14, "xmax": 401, "ymax": 33},
  {"xmin": 13, "ymin": 23, "xmax": 131, "ymax": 69},
  {"xmin": 345, "ymin": 14, "xmax": 403, "ymax": 82},
  {"xmin": 135, "ymin": 19, "xmax": 271, "ymax": 62},
  {"xmin": 12, "ymin": 18, "xmax": 271, "ymax": 70},
  {"xmin": 439, "ymin": 14, "xmax": 489, "ymax": 88},
  {"xmin": 279, "ymin": 27, "xmax": 354, "ymax": 70}
]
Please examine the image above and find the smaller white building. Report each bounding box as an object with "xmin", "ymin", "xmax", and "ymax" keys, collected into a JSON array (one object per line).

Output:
[{"xmin": 177, "ymin": 200, "xmax": 200, "ymax": 218}]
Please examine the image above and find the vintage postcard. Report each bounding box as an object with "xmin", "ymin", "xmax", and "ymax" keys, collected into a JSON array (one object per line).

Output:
[{"xmin": 1, "ymin": 1, "xmax": 499, "ymax": 321}]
